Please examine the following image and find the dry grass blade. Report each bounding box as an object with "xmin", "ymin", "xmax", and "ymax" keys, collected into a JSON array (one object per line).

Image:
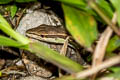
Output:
[
  {"xmin": 59, "ymin": 37, "xmax": 69, "ymax": 76},
  {"xmin": 60, "ymin": 36, "xmax": 69, "ymax": 56},
  {"xmin": 55, "ymin": 55, "xmax": 120, "ymax": 80},
  {"xmin": 76, "ymin": 55, "xmax": 120, "ymax": 79},
  {"xmin": 91, "ymin": 13, "xmax": 117, "ymax": 79}
]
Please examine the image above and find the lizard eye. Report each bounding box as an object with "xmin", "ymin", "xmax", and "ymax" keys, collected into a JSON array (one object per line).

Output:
[{"xmin": 40, "ymin": 35, "xmax": 44, "ymax": 37}]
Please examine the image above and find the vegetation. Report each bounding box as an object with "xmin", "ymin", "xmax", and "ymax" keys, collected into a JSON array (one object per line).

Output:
[{"xmin": 0, "ymin": 0, "xmax": 120, "ymax": 80}]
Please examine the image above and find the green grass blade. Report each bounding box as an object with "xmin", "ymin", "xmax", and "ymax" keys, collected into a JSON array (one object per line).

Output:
[
  {"xmin": 0, "ymin": 35, "xmax": 24, "ymax": 47},
  {"xmin": 0, "ymin": 0, "xmax": 12, "ymax": 4},
  {"xmin": 15, "ymin": 0, "xmax": 37, "ymax": 3},
  {"xmin": 10, "ymin": 4, "xmax": 17, "ymax": 18},
  {"xmin": 110, "ymin": 0, "xmax": 120, "ymax": 26},
  {"xmin": 29, "ymin": 42, "xmax": 84, "ymax": 73},
  {"xmin": 106, "ymin": 36, "xmax": 120, "ymax": 53},
  {"xmin": 96, "ymin": 0, "xmax": 113, "ymax": 19},
  {"xmin": 0, "ymin": 14, "xmax": 30, "ymax": 45}
]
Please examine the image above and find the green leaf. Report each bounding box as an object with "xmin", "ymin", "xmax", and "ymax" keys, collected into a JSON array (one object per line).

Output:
[
  {"xmin": 0, "ymin": 71, "xmax": 2, "ymax": 77},
  {"xmin": 10, "ymin": 4, "xmax": 17, "ymax": 18},
  {"xmin": 106, "ymin": 36, "xmax": 120, "ymax": 53},
  {"xmin": 53, "ymin": 0, "xmax": 96, "ymax": 16},
  {"xmin": 0, "ymin": 35, "xmax": 24, "ymax": 47},
  {"xmin": 109, "ymin": 71, "xmax": 120, "ymax": 79},
  {"xmin": 105, "ymin": 52, "xmax": 117, "ymax": 59},
  {"xmin": 109, "ymin": 67, "xmax": 120, "ymax": 73},
  {"xmin": 0, "ymin": 14, "xmax": 11, "ymax": 29},
  {"xmin": 0, "ymin": 0, "xmax": 12, "ymax": 4},
  {"xmin": 29, "ymin": 42, "xmax": 83, "ymax": 73},
  {"xmin": 53, "ymin": 0, "xmax": 95, "ymax": 16},
  {"xmin": 15, "ymin": 0, "xmax": 37, "ymax": 3},
  {"xmin": 0, "ymin": 14, "xmax": 30, "ymax": 45},
  {"xmin": 53, "ymin": 0, "xmax": 86, "ymax": 7},
  {"xmin": 96, "ymin": 0, "xmax": 113, "ymax": 19},
  {"xmin": 108, "ymin": 67, "xmax": 120, "ymax": 79},
  {"xmin": 0, "ymin": 0, "xmax": 36, "ymax": 4},
  {"xmin": 53, "ymin": 0, "xmax": 113, "ymax": 23},
  {"xmin": 55, "ymin": 75, "xmax": 77, "ymax": 80},
  {"xmin": 110, "ymin": 0, "xmax": 120, "ymax": 26},
  {"xmin": 62, "ymin": 4, "xmax": 98, "ymax": 47}
]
